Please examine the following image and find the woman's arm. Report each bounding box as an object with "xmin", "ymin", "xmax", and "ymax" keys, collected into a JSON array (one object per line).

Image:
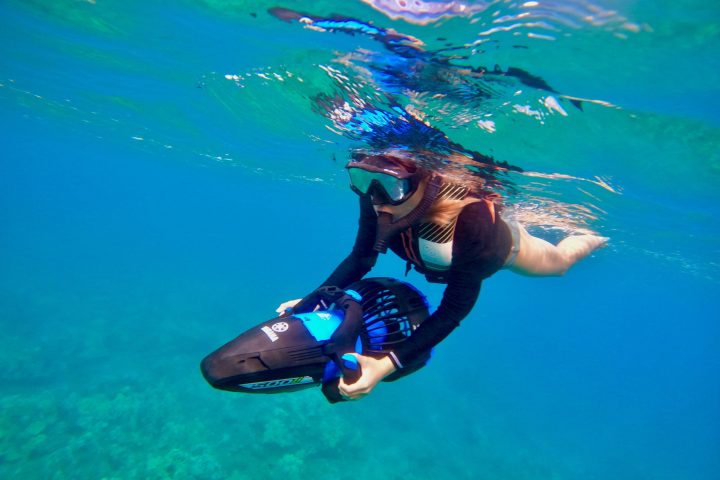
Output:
[
  {"xmin": 338, "ymin": 268, "xmax": 483, "ymax": 400},
  {"xmin": 391, "ymin": 201, "xmax": 497, "ymax": 367},
  {"xmin": 338, "ymin": 203, "xmax": 491, "ymax": 398},
  {"xmin": 391, "ymin": 264, "xmax": 483, "ymax": 367}
]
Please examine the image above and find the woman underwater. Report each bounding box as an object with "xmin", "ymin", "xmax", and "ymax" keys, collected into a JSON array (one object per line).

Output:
[{"xmin": 278, "ymin": 150, "xmax": 608, "ymax": 401}]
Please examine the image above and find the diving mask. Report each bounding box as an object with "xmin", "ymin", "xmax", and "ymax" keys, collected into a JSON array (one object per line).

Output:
[{"xmin": 346, "ymin": 157, "xmax": 420, "ymax": 205}]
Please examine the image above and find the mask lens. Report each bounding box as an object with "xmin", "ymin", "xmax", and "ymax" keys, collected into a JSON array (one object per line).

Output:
[
  {"xmin": 376, "ymin": 175, "xmax": 410, "ymax": 202},
  {"xmin": 347, "ymin": 167, "xmax": 375, "ymax": 194},
  {"xmin": 348, "ymin": 167, "xmax": 411, "ymax": 203}
]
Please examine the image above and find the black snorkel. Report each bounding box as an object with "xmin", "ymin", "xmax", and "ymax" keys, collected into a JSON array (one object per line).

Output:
[{"xmin": 373, "ymin": 174, "xmax": 443, "ymax": 253}]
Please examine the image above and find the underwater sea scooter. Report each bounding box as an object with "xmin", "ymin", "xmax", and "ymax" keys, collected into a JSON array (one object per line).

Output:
[{"xmin": 200, "ymin": 277, "xmax": 431, "ymax": 403}]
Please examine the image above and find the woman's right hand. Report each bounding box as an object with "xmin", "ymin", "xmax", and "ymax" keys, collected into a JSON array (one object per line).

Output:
[{"xmin": 275, "ymin": 298, "xmax": 302, "ymax": 315}]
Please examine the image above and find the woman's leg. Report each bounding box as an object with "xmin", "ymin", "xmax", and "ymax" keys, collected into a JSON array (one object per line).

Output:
[{"xmin": 505, "ymin": 222, "xmax": 607, "ymax": 276}]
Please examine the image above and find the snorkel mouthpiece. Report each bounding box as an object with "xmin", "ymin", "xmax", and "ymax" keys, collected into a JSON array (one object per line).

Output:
[{"xmin": 374, "ymin": 212, "xmax": 394, "ymax": 253}]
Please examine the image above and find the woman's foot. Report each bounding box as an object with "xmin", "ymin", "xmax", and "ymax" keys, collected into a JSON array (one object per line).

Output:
[{"xmin": 557, "ymin": 235, "xmax": 609, "ymax": 264}]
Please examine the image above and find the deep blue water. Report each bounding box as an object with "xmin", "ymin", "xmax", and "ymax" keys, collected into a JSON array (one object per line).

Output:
[{"xmin": 1, "ymin": 1, "xmax": 719, "ymax": 479}]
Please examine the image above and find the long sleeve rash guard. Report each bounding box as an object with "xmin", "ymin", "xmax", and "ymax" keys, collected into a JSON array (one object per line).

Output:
[{"xmin": 322, "ymin": 196, "xmax": 511, "ymax": 368}]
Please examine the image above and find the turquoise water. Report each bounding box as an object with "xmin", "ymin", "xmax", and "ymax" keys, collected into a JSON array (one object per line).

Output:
[{"xmin": 1, "ymin": 1, "xmax": 719, "ymax": 479}]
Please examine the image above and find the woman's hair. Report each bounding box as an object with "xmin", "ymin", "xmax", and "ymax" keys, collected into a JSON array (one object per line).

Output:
[
  {"xmin": 422, "ymin": 178, "xmax": 503, "ymax": 226},
  {"xmin": 422, "ymin": 191, "xmax": 480, "ymax": 225}
]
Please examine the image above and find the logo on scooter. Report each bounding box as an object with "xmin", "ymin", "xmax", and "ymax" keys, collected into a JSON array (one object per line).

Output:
[
  {"xmin": 271, "ymin": 322, "xmax": 289, "ymax": 333},
  {"xmin": 261, "ymin": 326, "xmax": 279, "ymax": 342}
]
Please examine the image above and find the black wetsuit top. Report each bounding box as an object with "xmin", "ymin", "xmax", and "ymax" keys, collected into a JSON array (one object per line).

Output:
[{"xmin": 322, "ymin": 195, "xmax": 513, "ymax": 368}]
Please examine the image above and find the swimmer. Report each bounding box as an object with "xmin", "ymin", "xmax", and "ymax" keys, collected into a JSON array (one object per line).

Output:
[{"xmin": 277, "ymin": 150, "xmax": 607, "ymax": 401}]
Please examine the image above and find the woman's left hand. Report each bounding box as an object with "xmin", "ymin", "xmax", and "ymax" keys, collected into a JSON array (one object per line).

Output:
[{"xmin": 338, "ymin": 353, "xmax": 397, "ymax": 401}]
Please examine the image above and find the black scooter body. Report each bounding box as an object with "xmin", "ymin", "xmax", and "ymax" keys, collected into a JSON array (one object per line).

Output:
[{"xmin": 200, "ymin": 277, "xmax": 430, "ymax": 402}]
